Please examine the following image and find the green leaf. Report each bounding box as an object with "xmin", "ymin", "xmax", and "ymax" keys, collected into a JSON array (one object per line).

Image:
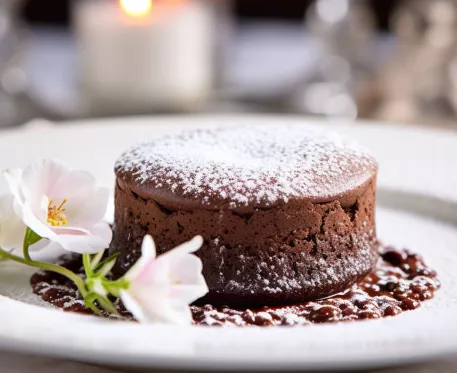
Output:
[
  {"xmin": 90, "ymin": 250, "xmax": 105, "ymax": 270},
  {"xmin": 96, "ymin": 295, "xmax": 120, "ymax": 316},
  {"xmin": 84, "ymin": 292, "xmax": 102, "ymax": 315},
  {"xmin": 105, "ymin": 277, "xmax": 130, "ymax": 296},
  {"xmin": 24, "ymin": 228, "xmax": 42, "ymax": 247},
  {"xmin": 94, "ymin": 252, "xmax": 120, "ymax": 274},
  {"xmin": 82, "ymin": 253, "xmax": 93, "ymax": 278},
  {"xmin": 23, "ymin": 228, "xmax": 42, "ymax": 261}
]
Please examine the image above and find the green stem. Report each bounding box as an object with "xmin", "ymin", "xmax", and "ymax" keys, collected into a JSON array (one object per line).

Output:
[
  {"xmin": 22, "ymin": 232, "xmax": 32, "ymax": 262},
  {"xmin": 0, "ymin": 252, "xmax": 10, "ymax": 263},
  {"xmin": 97, "ymin": 296, "xmax": 120, "ymax": 316},
  {"xmin": 103, "ymin": 277, "xmax": 130, "ymax": 298},
  {"xmin": 82, "ymin": 253, "xmax": 93, "ymax": 278},
  {"xmin": 22, "ymin": 228, "xmax": 42, "ymax": 262},
  {"xmin": 0, "ymin": 248, "xmax": 88, "ymax": 298},
  {"xmin": 102, "ymin": 280, "xmax": 122, "ymax": 298},
  {"xmin": 90, "ymin": 250, "xmax": 104, "ymax": 270},
  {"xmin": 84, "ymin": 292, "xmax": 102, "ymax": 315}
]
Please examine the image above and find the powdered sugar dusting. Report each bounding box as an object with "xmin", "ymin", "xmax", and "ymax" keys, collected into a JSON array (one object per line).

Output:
[{"xmin": 115, "ymin": 125, "xmax": 377, "ymax": 209}]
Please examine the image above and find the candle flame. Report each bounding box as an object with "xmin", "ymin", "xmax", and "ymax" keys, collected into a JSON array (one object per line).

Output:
[{"xmin": 120, "ymin": 0, "xmax": 153, "ymax": 17}]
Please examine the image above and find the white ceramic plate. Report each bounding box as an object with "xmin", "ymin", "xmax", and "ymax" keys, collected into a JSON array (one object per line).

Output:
[{"xmin": 0, "ymin": 116, "xmax": 456, "ymax": 372}]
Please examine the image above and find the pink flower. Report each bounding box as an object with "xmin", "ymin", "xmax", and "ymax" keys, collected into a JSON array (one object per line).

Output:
[
  {"xmin": 2, "ymin": 159, "xmax": 112, "ymax": 253},
  {"xmin": 121, "ymin": 235, "xmax": 208, "ymax": 324}
]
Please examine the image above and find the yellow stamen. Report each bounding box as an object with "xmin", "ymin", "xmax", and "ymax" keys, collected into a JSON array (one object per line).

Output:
[{"xmin": 47, "ymin": 198, "xmax": 68, "ymax": 226}]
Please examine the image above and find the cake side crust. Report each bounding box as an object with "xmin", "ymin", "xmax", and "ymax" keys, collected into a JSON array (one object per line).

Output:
[{"xmin": 111, "ymin": 176, "xmax": 378, "ymax": 305}]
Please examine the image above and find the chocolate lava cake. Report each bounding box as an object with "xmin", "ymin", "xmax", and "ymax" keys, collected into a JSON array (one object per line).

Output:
[{"xmin": 111, "ymin": 125, "xmax": 379, "ymax": 306}]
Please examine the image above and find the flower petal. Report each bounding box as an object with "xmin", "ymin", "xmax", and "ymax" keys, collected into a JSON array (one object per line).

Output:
[
  {"xmin": 28, "ymin": 238, "xmax": 61, "ymax": 253},
  {"xmin": 141, "ymin": 235, "xmax": 157, "ymax": 259},
  {"xmin": 49, "ymin": 170, "xmax": 96, "ymax": 203},
  {"xmin": 19, "ymin": 160, "xmax": 70, "ymax": 218},
  {"xmin": 21, "ymin": 159, "xmax": 70, "ymax": 200},
  {"xmin": 0, "ymin": 194, "xmax": 26, "ymax": 248},
  {"xmin": 72, "ymin": 187, "xmax": 110, "ymax": 225},
  {"xmin": 169, "ymin": 283, "xmax": 209, "ymax": 305},
  {"xmin": 3, "ymin": 168, "xmax": 23, "ymax": 199},
  {"xmin": 5, "ymin": 161, "xmax": 59, "ymax": 238},
  {"xmin": 152, "ymin": 300, "xmax": 193, "ymax": 325},
  {"xmin": 51, "ymin": 221, "xmax": 112, "ymax": 254},
  {"xmin": 52, "ymin": 226, "xmax": 91, "ymax": 235},
  {"xmin": 50, "ymin": 172, "xmax": 109, "ymax": 225},
  {"xmin": 120, "ymin": 290, "xmax": 148, "ymax": 323},
  {"xmin": 169, "ymin": 254, "xmax": 207, "ymax": 286},
  {"xmin": 167, "ymin": 236, "xmax": 204, "ymax": 256},
  {"xmin": 13, "ymin": 198, "xmax": 55, "ymax": 239},
  {"xmin": 121, "ymin": 288, "xmax": 193, "ymax": 325},
  {"xmin": 157, "ymin": 235, "xmax": 203, "ymax": 264},
  {"xmin": 166, "ymin": 253, "xmax": 208, "ymax": 304},
  {"xmin": 124, "ymin": 235, "xmax": 157, "ymax": 282}
]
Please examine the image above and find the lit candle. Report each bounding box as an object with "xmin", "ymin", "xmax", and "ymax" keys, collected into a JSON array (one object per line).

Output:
[
  {"xmin": 74, "ymin": 0, "xmax": 214, "ymax": 114},
  {"xmin": 120, "ymin": 0, "xmax": 153, "ymax": 17}
]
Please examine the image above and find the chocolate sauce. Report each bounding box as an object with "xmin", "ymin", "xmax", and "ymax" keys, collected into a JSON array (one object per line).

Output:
[{"xmin": 30, "ymin": 247, "xmax": 440, "ymax": 326}]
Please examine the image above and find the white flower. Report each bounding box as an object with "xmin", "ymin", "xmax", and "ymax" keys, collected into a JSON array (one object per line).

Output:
[
  {"xmin": 0, "ymin": 194, "xmax": 26, "ymax": 248},
  {"xmin": 120, "ymin": 235, "xmax": 208, "ymax": 325},
  {"xmin": 3, "ymin": 159, "xmax": 112, "ymax": 254}
]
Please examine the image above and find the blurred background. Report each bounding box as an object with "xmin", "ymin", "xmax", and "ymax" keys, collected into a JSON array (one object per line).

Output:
[{"xmin": 1, "ymin": 0, "xmax": 456, "ymax": 128}]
